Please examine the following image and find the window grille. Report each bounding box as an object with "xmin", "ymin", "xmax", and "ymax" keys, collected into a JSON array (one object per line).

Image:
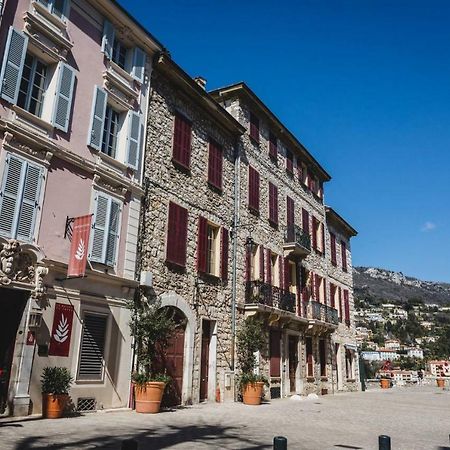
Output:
[{"xmin": 76, "ymin": 397, "xmax": 97, "ymax": 412}]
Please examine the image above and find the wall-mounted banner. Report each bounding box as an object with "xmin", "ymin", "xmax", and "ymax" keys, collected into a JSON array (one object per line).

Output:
[
  {"xmin": 48, "ymin": 303, "xmax": 74, "ymax": 357},
  {"xmin": 67, "ymin": 215, "xmax": 92, "ymax": 278}
]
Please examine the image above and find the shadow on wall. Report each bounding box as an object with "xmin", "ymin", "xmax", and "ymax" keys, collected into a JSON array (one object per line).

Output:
[{"xmin": 12, "ymin": 423, "xmax": 271, "ymax": 450}]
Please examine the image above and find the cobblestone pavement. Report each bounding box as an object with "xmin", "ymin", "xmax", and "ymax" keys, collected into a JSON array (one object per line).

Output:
[{"xmin": 1, "ymin": 385, "xmax": 449, "ymax": 450}]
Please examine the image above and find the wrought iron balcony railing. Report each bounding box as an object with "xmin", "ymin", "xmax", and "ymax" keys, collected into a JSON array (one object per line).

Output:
[
  {"xmin": 284, "ymin": 224, "xmax": 311, "ymax": 257},
  {"xmin": 303, "ymin": 300, "xmax": 339, "ymax": 325},
  {"xmin": 245, "ymin": 280, "xmax": 296, "ymax": 313}
]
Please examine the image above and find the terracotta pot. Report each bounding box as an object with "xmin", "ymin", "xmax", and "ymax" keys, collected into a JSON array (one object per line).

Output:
[
  {"xmin": 135, "ymin": 382, "xmax": 166, "ymax": 413},
  {"xmin": 242, "ymin": 381, "xmax": 265, "ymax": 405},
  {"xmin": 437, "ymin": 379, "xmax": 445, "ymax": 388},
  {"xmin": 380, "ymin": 379, "xmax": 390, "ymax": 389},
  {"xmin": 42, "ymin": 393, "xmax": 68, "ymax": 419}
]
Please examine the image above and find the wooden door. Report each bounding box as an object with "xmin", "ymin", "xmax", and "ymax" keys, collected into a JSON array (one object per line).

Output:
[
  {"xmin": 200, "ymin": 321, "xmax": 211, "ymax": 402},
  {"xmin": 288, "ymin": 335, "xmax": 298, "ymax": 393}
]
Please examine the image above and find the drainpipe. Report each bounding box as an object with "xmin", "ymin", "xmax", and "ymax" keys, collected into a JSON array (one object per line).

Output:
[
  {"xmin": 0, "ymin": 0, "xmax": 5, "ymax": 25},
  {"xmin": 230, "ymin": 140, "xmax": 241, "ymax": 371}
]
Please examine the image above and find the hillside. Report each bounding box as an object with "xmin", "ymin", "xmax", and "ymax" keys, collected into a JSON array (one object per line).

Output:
[{"xmin": 353, "ymin": 267, "xmax": 450, "ymax": 306}]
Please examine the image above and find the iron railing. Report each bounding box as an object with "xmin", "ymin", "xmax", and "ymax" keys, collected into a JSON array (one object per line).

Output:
[
  {"xmin": 245, "ymin": 280, "xmax": 296, "ymax": 313},
  {"xmin": 285, "ymin": 224, "xmax": 311, "ymax": 252},
  {"xmin": 304, "ymin": 301, "xmax": 339, "ymax": 325}
]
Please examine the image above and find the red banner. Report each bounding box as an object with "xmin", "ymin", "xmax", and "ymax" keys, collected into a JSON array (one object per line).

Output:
[
  {"xmin": 67, "ymin": 215, "xmax": 92, "ymax": 278},
  {"xmin": 48, "ymin": 303, "xmax": 74, "ymax": 357}
]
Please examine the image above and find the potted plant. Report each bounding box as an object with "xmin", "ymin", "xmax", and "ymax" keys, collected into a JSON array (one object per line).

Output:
[
  {"xmin": 379, "ymin": 375, "xmax": 391, "ymax": 389},
  {"xmin": 236, "ymin": 317, "xmax": 268, "ymax": 405},
  {"xmin": 436, "ymin": 366, "xmax": 445, "ymax": 388},
  {"xmin": 41, "ymin": 367, "xmax": 73, "ymax": 419},
  {"xmin": 129, "ymin": 298, "xmax": 175, "ymax": 413}
]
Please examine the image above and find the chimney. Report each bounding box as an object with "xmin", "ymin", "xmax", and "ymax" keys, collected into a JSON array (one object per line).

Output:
[{"xmin": 194, "ymin": 76, "xmax": 207, "ymax": 90}]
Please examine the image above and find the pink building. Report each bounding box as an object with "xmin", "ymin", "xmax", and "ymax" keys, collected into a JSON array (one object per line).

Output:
[{"xmin": 0, "ymin": 0, "xmax": 162, "ymax": 416}]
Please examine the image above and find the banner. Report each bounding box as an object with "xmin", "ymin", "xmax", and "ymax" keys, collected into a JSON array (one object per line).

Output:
[
  {"xmin": 67, "ymin": 215, "xmax": 92, "ymax": 278},
  {"xmin": 48, "ymin": 303, "xmax": 74, "ymax": 357}
]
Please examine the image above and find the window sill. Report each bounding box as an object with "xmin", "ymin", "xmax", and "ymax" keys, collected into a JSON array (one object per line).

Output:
[
  {"xmin": 269, "ymin": 219, "xmax": 278, "ymax": 229},
  {"xmin": 249, "ymin": 135, "xmax": 260, "ymax": 146},
  {"xmin": 94, "ymin": 149, "xmax": 130, "ymax": 174},
  {"xmin": 306, "ymin": 376, "xmax": 315, "ymax": 382},
  {"xmin": 207, "ymin": 181, "xmax": 223, "ymax": 194},
  {"xmin": 165, "ymin": 260, "xmax": 186, "ymax": 272},
  {"xmin": 12, "ymin": 105, "xmax": 54, "ymax": 134},
  {"xmin": 172, "ymin": 158, "xmax": 191, "ymax": 174},
  {"xmin": 320, "ymin": 376, "xmax": 328, "ymax": 381},
  {"xmin": 346, "ymin": 379, "xmax": 356, "ymax": 383},
  {"xmin": 32, "ymin": 0, "xmax": 68, "ymax": 31},
  {"xmin": 248, "ymin": 206, "xmax": 260, "ymax": 216}
]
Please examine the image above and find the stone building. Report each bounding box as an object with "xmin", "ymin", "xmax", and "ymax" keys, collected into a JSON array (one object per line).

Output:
[
  {"xmin": 0, "ymin": 0, "xmax": 162, "ymax": 415},
  {"xmin": 210, "ymin": 83, "xmax": 359, "ymax": 398},
  {"xmin": 138, "ymin": 54, "xmax": 245, "ymax": 405}
]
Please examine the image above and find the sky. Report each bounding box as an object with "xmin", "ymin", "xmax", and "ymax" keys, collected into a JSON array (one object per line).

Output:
[{"xmin": 119, "ymin": 0, "xmax": 450, "ymax": 282}]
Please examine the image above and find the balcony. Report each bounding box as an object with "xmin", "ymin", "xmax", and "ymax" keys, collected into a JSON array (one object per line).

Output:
[
  {"xmin": 245, "ymin": 280, "xmax": 296, "ymax": 313},
  {"xmin": 303, "ymin": 301, "xmax": 339, "ymax": 326},
  {"xmin": 283, "ymin": 224, "xmax": 311, "ymax": 259}
]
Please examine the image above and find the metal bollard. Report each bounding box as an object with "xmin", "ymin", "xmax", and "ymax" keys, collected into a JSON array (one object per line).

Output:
[
  {"xmin": 378, "ymin": 435, "xmax": 391, "ymax": 450},
  {"xmin": 121, "ymin": 439, "xmax": 138, "ymax": 450},
  {"xmin": 273, "ymin": 436, "xmax": 287, "ymax": 450}
]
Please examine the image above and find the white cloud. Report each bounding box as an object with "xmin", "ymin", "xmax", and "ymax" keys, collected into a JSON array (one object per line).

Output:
[{"xmin": 421, "ymin": 222, "xmax": 436, "ymax": 232}]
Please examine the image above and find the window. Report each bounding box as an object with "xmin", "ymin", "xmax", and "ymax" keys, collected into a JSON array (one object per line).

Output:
[
  {"xmin": 341, "ymin": 241, "xmax": 348, "ymax": 272},
  {"xmin": 271, "ymin": 254, "xmax": 278, "ymax": 286},
  {"xmin": 166, "ymin": 201, "xmax": 188, "ymax": 268},
  {"xmin": 248, "ymin": 166, "xmax": 260, "ymax": 213},
  {"xmin": 338, "ymin": 287, "xmax": 343, "ymax": 322},
  {"xmin": 312, "ymin": 217, "xmax": 325, "ymax": 254},
  {"xmin": 306, "ymin": 337, "xmax": 314, "ymax": 377},
  {"xmin": 302, "ymin": 208, "xmax": 309, "ymax": 236},
  {"xmin": 208, "ymin": 140, "xmax": 223, "ymax": 190},
  {"xmin": 112, "ymin": 37, "xmax": 127, "ymax": 70},
  {"xmin": 37, "ymin": 0, "xmax": 68, "ymax": 19},
  {"xmin": 319, "ymin": 339, "xmax": 327, "ymax": 377},
  {"xmin": 90, "ymin": 193, "xmax": 121, "ymax": 267},
  {"xmin": 269, "ymin": 132, "xmax": 277, "ymax": 161},
  {"xmin": 286, "ymin": 149, "xmax": 293, "ymax": 175},
  {"xmin": 77, "ymin": 312, "xmax": 108, "ymax": 381},
  {"xmin": 101, "ymin": 105, "xmax": 120, "ymax": 158},
  {"xmin": 249, "ymin": 112, "xmax": 259, "ymax": 143},
  {"xmin": 344, "ymin": 290, "xmax": 350, "ymax": 326},
  {"xmin": 206, "ymin": 223, "xmax": 219, "ymax": 275},
  {"xmin": 345, "ymin": 349, "xmax": 354, "ymax": 379},
  {"xmin": 330, "ymin": 283, "xmax": 337, "ymax": 309},
  {"xmin": 0, "ymin": 154, "xmax": 43, "ymax": 242},
  {"xmin": 17, "ymin": 53, "xmax": 48, "ymax": 117},
  {"xmin": 286, "ymin": 196, "xmax": 294, "ymax": 231},
  {"xmin": 330, "ymin": 232, "xmax": 337, "ymax": 266},
  {"xmin": 268, "ymin": 182, "xmax": 278, "ymax": 227},
  {"xmin": 308, "ymin": 170, "xmax": 316, "ymax": 192},
  {"xmin": 172, "ymin": 113, "xmax": 192, "ymax": 169},
  {"xmin": 0, "ymin": 28, "xmax": 76, "ymax": 131}
]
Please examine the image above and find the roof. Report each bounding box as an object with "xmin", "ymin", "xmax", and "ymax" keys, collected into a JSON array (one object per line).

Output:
[
  {"xmin": 209, "ymin": 82, "xmax": 331, "ymax": 182},
  {"xmin": 325, "ymin": 206, "xmax": 358, "ymax": 237},
  {"xmin": 154, "ymin": 55, "xmax": 246, "ymax": 137}
]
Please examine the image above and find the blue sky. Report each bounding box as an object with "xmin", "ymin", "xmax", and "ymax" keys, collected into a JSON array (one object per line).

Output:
[{"xmin": 119, "ymin": 0, "xmax": 450, "ymax": 282}]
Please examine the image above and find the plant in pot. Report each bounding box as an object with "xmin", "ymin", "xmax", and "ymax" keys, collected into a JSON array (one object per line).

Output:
[
  {"xmin": 130, "ymin": 298, "xmax": 175, "ymax": 413},
  {"xmin": 379, "ymin": 374, "xmax": 391, "ymax": 389},
  {"xmin": 41, "ymin": 367, "xmax": 73, "ymax": 419},
  {"xmin": 436, "ymin": 365, "xmax": 445, "ymax": 388},
  {"xmin": 236, "ymin": 316, "xmax": 268, "ymax": 405}
]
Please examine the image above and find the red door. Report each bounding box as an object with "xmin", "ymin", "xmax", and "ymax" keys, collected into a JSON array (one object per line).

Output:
[{"xmin": 200, "ymin": 321, "xmax": 211, "ymax": 401}]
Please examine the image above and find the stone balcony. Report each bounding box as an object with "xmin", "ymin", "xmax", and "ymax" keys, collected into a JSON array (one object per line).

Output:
[
  {"xmin": 301, "ymin": 300, "xmax": 339, "ymax": 327},
  {"xmin": 283, "ymin": 224, "xmax": 311, "ymax": 259}
]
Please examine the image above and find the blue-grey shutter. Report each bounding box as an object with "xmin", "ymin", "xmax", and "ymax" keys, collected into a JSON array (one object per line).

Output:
[
  {"xmin": 126, "ymin": 111, "xmax": 141, "ymax": 169},
  {"xmin": 0, "ymin": 155, "xmax": 24, "ymax": 237},
  {"xmin": 90, "ymin": 194, "xmax": 109, "ymax": 263},
  {"xmin": 0, "ymin": 27, "xmax": 28, "ymax": 104},
  {"xmin": 105, "ymin": 199, "xmax": 120, "ymax": 266},
  {"xmin": 101, "ymin": 20, "xmax": 114, "ymax": 59},
  {"xmin": 87, "ymin": 86, "xmax": 107, "ymax": 150},
  {"xmin": 52, "ymin": 62, "xmax": 76, "ymax": 132},
  {"xmin": 131, "ymin": 47, "xmax": 145, "ymax": 82},
  {"xmin": 16, "ymin": 163, "xmax": 42, "ymax": 241}
]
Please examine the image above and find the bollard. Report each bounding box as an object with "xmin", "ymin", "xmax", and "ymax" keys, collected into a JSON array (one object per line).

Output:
[
  {"xmin": 121, "ymin": 439, "xmax": 138, "ymax": 450},
  {"xmin": 273, "ymin": 436, "xmax": 287, "ymax": 450},
  {"xmin": 378, "ymin": 435, "xmax": 391, "ymax": 450}
]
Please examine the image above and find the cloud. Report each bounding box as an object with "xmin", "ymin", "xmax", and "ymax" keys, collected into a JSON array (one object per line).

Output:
[{"xmin": 421, "ymin": 222, "xmax": 436, "ymax": 232}]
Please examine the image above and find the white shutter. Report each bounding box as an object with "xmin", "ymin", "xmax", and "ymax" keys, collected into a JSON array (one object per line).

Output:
[
  {"xmin": 0, "ymin": 27, "xmax": 28, "ymax": 104},
  {"xmin": 87, "ymin": 86, "xmax": 107, "ymax": 150},
  {"xmin": 131, "ymin": 47, "xmax": 146, "ymax": 82},
  {"xmin": 90, "ymin": 194, "xmax": 109, "ymax": 263},
  {"xmin": 52, "ymin": 62, "xmax": 76, "ymax": 132},
  {"xmin": 126, "ymin": 111, "xmax": 141, "ymax": 169},
  {"xmin": 16, "ymin": 163, "xmax": 42, "ymax": 241},
  {"xmin": 0, "ymin": 155, "xmax": 24, "ymax": 237},
  {"xmin": 105, "ymin": 199, "xmax": 120, "ymax": 266},
  {"xmin": 101, "ymin": 20, "xmax": 115, "ymax": 59}
]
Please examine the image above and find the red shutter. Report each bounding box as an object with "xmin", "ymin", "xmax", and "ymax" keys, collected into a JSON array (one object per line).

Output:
[
  {"xmin": 266, "ymin": 248, "xmax": 272, "ymax": 284},
  {"xmin": 344, "ymin": 290, "xmax": 350, "ymax": 325},
  {"xmin": 296, "ymin": 158, "xmax": 302, "ymax": 182},
  {"xmin": 197, "ymin": 216, "xmax": 208, "ymax": 273},
  {"xmin": 330, "ymin": 233, "xmax": 337, "ymax": 265},
  {"xmin": 173, "ymin": 114, "xmax": 192, "ymax": 168},
  {"xmin": 302, "ymin": 208, "xmax": 310, "ymax": 235},
  {"xmin": 248, "ymin": 166, "xmax": 260, "ymax": 212},
  {"xmin": 259, "ymin": 245, "xmax": 265, "ymax": 281},
  {"xmin": 269, "ymin": 132, "xmax": 277, "ymax": 160},
  {"xmin": 341, "ymin": 241, "xmax": 348, "ymax": 271},
  {"xmin": 312, "ymin": 216, "xmax": 317, "ymax": 249},
  {"xmin": 269, "ymin": 329, "xmax": 281, "ymax": 377},
  {"xmin": 306, "ymin": 337, "xmax": 314, "ymax": 377},
  {"xmin": 166, "ymin": 202, "xmax": 188, "ymax": 267},
  {"xmin": 321, "ymin": 223, "xmax": 325, "ymax": 255},
  {"xmin": 295, "ymin": 263, "xmax": 302, "ymax": 315},
  {"xmin": 286, "ymin": 196, "xmax": 294, "ymax": 226},
  {"xmin": 338, "ymin": 287, "xmax": 343, "ymax": 321},
  {"xmin": 314, "ymin": 274, "xmax": 321, "ymax": 302},
  {"xmin": 245, "ymin": 244, "xmax": 251, "ymax": 282},
  {"xmin": 284, "ymin": 257, "xmax": 290, "ymax": 292},
  {"xmin": 286, "ymin": 149, "xmax": 293, "ymax": 174},
  {"xmin": 250, "ymin": 112, "xmax": 259, "ymax": 143},
  {"xmin": 208, "ymin": 140, "xmax": 223, "ymax": 190},
  {"xmin": 269, "ymin": 182, "xmax": 278, "ymax": 226},
  {"xmin": 278, "ymin": 255, "xmax": 283, "ymax": 289},
  {"xmin": 330, "ymin": 283, "xmax": 336, "ymax": 308},
  {"xmin": 323, "ymin": 279, "xmax": 327, "ymax": 305},
  {"xmin": 220, "ymin": 227, "xmax": 229, "ymax": 281}
]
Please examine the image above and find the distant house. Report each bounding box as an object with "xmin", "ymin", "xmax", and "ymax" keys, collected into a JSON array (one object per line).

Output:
[{"xmin": 429, "ymin": 360, "xmax": 450, "ymax": 377}]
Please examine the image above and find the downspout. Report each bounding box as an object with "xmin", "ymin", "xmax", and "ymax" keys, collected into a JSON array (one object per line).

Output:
[
  {"xmin": 230, "ymin": 139, "xmax": 241, "ymax": 372},
  {"xmin": 0, "ymin": 0, "xmax": 5, "ymax": 26}
]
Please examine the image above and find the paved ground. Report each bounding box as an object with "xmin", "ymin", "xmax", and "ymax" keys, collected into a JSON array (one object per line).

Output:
[{"xmin": 1, "ymin": 385, "xmax": 449, "ymax": 450}]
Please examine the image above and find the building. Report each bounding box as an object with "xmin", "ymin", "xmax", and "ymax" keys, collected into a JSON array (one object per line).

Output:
[
  {"xmin": 385, "ymin": 339, "xmax": 401, "ymax": 351},
  {"xmin": 210, "ymin": 83, "xmax": 359, "ymax": 397},
  {"xmin": 406, "ymin": 348, "xmax": 424, "ymax": 359},
  {"xmin": 429, "ymin": 360, "xmax": 450, "ymax": 377},
  {"xmin": 0, "ymin": 0, "xmax": 162, "ymax": 416}
]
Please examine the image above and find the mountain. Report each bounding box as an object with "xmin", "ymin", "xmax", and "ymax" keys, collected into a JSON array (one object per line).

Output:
[{"xmin": 353, "ymin": 267, "xmax": 450, "ymax": 306}]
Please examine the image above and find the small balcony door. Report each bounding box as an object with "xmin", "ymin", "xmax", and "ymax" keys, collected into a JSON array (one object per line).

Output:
[{"xmin": 288, "ymin": 335, "xmax": 298, "ymax": 393}]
